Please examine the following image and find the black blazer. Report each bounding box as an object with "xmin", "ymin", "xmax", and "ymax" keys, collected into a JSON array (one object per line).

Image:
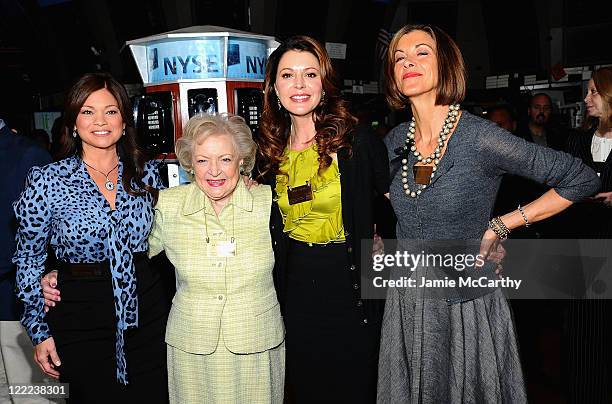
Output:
[
  {"xmin": 567, "ymin": 129, "xmax": 612, "ymax": 192},
  {"xmin": 263, "ymin": 124, "xmax": 390, "ymax": 324},
  {"xmin": 564, "ymin": 129, "xmax": 612, "ymax": 238}
]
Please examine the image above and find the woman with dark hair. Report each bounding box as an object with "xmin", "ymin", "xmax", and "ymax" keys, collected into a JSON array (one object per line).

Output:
[
  {"xmin": 258, "ymin": 36, "xmax": 389, "ymax": 403},
  {"xmin": 377, "ymin": 24, "xmax": 599, "ymax": 403},
  {"xmin": 13, "ymin": 72, "xmax": 169, "ymax": 403}
]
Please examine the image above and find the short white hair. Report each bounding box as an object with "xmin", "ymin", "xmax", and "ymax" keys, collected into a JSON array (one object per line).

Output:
[{"xmin": 175, "ymin": 113, "xmax": 257, "ymax": 179}]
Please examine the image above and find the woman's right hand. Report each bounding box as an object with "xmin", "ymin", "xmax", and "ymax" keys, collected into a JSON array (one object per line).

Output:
[
  {"xmin": 593, "ymin": 191, "xmax": 612, "ymax": 207},
  {"xmin": 34, "ymin": 337, "xmax": 61, "ymax": 379},
  {"xmin": 42, "ymin": 270, "xmax": 60, "ymax": 313}
]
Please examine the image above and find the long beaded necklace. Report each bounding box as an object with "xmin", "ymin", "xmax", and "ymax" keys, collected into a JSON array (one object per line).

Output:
[
  {"xmin": 83, "ymin": 160, "xmax": 119, "ymax": 191},
  {"xmin": 401, "ymin": 104, "xmax": 460, "ymax": 198}
]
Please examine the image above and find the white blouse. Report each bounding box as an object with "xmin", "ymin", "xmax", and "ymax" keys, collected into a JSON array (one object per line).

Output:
[{"xmin": 591, "ymin": 134, "xmax": 612, "ymax": 163}]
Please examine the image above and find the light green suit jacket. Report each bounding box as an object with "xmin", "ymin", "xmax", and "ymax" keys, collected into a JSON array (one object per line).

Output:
[{"xmin": 149, "ymin": 180, "xmax": 284, "ymax": 354}]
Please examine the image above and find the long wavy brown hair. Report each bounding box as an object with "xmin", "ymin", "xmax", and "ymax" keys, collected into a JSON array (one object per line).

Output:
[
  {"xmin": 258, "ymin": 35, "xmax": 356, "ymax": 178},
  {"xmin": 58, "ymin": 72, "xmax": 157, "ymax": 201}
]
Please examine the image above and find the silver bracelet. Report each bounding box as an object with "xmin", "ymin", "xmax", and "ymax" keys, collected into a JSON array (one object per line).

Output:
[
  {"xmin": 517, "ymin": 205, "xmax": 530, "ymax": 227},
  {"xmin": 488, "ymin": 217, "xmax": 510, "ymax": 240}
]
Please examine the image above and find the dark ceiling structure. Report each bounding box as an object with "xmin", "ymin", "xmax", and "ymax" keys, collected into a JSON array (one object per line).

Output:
[{"xmin": 0, "ymin": 0, "xmax": 610, "ymax": 113}]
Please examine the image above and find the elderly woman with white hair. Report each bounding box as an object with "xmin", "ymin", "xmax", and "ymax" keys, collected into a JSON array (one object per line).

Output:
[{"xmin": 148, "ymin": 113, "xmax": 285, "ymax": 403}]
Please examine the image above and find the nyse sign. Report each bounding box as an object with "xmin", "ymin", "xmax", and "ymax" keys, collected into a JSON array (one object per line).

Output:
[
  {"xmin": 148, "ymin": 39, "xmax": 224, "ymax": 82},
  {"xmin": 146, "ymin": 37, "xmax": 268, "ymax": 83},
  {"xmin": 245, "ymin": 55, "xmax": 266, "ymax": 75},
  {"xmin": 227, "ymin": 38, "xmax": 267, "ymax": 80},
  {"xmin": 162, "ymin": 54, "xmax": 220, "ymax": 75}
]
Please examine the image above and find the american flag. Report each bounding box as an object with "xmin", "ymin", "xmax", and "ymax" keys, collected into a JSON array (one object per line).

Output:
[{"xmin": 376, "ymin": 28, "xmax": 393, "ymax": 61}]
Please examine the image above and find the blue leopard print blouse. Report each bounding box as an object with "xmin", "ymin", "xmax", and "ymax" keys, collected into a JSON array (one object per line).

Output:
[{"xmin": 13, "ymin": 155, "xmax": 162, "ymax": 384}]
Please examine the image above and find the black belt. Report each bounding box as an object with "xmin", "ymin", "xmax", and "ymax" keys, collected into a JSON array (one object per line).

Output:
[
  {"xmin": 288, "ymin": 238, "xmax": 347, "ymax": 248},
  {"xmin": 58, "ymin": 252, "xmax": 147, "ymax": 279}
]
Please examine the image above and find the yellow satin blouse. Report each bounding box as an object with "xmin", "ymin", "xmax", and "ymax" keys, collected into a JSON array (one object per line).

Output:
[{"xmin": 275, "ymin": 144, "xmax": 345, "ymax": 244}]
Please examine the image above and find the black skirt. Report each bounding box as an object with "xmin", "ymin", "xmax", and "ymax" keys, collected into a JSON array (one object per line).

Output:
[
  {"xmin": 46, "ymin": 253, "xmax": 169, "ymax": 404},
  {"xmin": 283, "ymin": 240, "xmax": 380, "ymax": 404}
]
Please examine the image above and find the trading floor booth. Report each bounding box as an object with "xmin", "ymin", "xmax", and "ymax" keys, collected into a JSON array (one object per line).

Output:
[{"xmin": 127, "ymin": 25, "xmax": 278, "ymax": 186}]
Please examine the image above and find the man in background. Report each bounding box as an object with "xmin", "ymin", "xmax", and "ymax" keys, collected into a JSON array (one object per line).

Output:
[
  {"xmin": 0, "ymin": 117, "xmax": 55, "ymax": 403},
  {"xmin": 518, "ymin": 93, "xmax": 568, "ymax": 151}
]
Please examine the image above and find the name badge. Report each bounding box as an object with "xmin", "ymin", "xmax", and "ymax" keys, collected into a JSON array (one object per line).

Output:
[
  {"xmin": 206, "ymin": 239, "xmax": 236, "ymax": 257},
  {"xmin": 287, "ymin": 182, "xmax": 313, "ymax": 205}
]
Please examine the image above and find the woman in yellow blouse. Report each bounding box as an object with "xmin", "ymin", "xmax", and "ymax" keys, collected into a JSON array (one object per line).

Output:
[
  {"xmin": 258, "ymin": 36, "xmax": 390, "ymax": 403},
  {"xmin": 149, "ymin": 114, "xmax": 284, "ymax": 403},
  {"xmin": 276, "ymin": 142, "xmax": 344, "ymax": 242}
]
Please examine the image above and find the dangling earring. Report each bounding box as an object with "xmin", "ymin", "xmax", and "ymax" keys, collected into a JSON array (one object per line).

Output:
[
  {"xmin": 189, "ymin": 169, "xmax": 195, "ymax": 175},
  {"xmin": 72, "ymin": 129, "xmax": 78, "ymax": 138},
  {"xmin": 122, "ymin": 129, "xmax": 126, "ymax": 136},
  {"xmin": 276, "ymin": 96, "xmax": 282, "ymax": 110},
  {"xmin": 320, "ymin": 90, "xmax": 326, "ymax": 104}
]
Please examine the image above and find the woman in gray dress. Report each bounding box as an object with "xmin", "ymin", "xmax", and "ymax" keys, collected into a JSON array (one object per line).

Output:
[{"xmin": 377, "ymin": 24, "xmax": 600, "ymax": 403}]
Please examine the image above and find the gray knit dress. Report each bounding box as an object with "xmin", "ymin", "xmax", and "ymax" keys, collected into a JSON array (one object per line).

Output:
[{"xmin": 377, "ymin": 111, "xmax": 600, "ymax": 403}]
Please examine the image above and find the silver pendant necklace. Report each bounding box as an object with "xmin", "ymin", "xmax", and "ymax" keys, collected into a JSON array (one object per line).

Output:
[
  {"xmin": 83, "ymin": 160, "xmax": 119, "ymax": 191},
  {"xmin": 401, "ymin": 104, "xmax": 460, "ymax": 198}
]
